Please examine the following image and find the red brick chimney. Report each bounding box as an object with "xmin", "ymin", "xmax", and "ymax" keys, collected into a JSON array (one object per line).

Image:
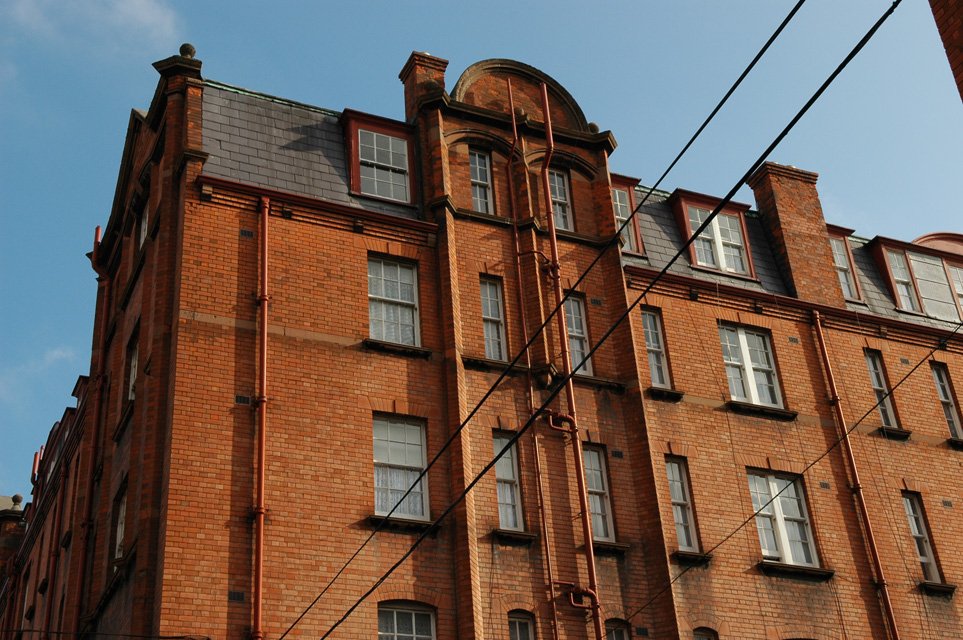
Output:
[
  {"xmin": 747, "ymin": 162, "xmax": 845, "ymax": 307},
  {"xmin": 399, "ymin": 51, "xmax": 449, "ymax": 121}
]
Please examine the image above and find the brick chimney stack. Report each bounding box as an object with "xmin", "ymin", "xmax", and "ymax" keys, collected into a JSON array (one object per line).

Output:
[
  {"xmin": 747, "ymin": 162, "xmax": 845, "ymax": 307},
  {"xmin": 399, "ymin": 51, "xmax": 449, "ymax": 122}
]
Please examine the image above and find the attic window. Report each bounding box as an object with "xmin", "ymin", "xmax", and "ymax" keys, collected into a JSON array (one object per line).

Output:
[
  {"xmin": 341, "ymin": 109, "xmax": 416, "ymax": 206},
  {"xmin": 669, "ymin": 189, "xmax": 756, "ymax": 280}
]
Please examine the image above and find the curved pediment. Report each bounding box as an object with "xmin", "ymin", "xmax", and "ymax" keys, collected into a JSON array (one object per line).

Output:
[
  {"xmin": 450, "ymin": 59, "xmax": 590, "ymax": 133},
  {"xmin": 913, "ymin": 232, "xmax": 963, "ymax": 256}
]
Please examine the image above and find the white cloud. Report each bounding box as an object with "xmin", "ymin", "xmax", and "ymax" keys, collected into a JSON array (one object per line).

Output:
[
  {"xmin": 3, "ymin": 0, "xmax": 180, "ymax": 54},
  {"xmin": 0, "ymin": 347, "xmax": 76, "ymax": 405}
]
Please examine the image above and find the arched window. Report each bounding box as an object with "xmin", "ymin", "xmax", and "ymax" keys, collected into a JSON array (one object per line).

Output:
[
  {"xmin": 605, "ymin": 619, "xmax": 631, "ymax": 640},
  {"xmin": 508, "ymin": 611, "xmax": 535, "ymax": 640},
  {"xmin": 693, "ymin": 628, "xmax": 718, "ymax": 640},
  {"xmin": 378, "ymin": 602, "xmax": 435, "ymax": 640}
]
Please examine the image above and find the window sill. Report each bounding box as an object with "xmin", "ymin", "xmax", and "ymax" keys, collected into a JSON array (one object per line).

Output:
[
  {"xmin": 493, "ymin": 528, "xmax": 537, "ymax": 545},
  {"xmin": 462, "ymin": 355, "xmax": 529, "ymax": 376},
  {"xmin": 672, "ymin": 550, "xmax": 712, "ymax": 566},
  {"xmin": 646, "ymin": 387, "xmax": 684, "ymax": 403},
  {"xmin": 619, "ymin": 246, "xmax": 647, "ymax": 259},
  {"xmin": 592, "ymin": 540, "xmax": 631, "ymax": 555},
  {"xmin": 572, "ymin": 374, "xmax": 626, "ymax": 393},
  {"xmin": 362, "ymin": 338, "xmax": 432, "ymax": 359},
  {"xmin": 920, "ymin": 581, "xmax": 956, "ymax": 597},
  {"xmin": 37, "ymin": 577, "xmax": 49, "ymax": 595},
  {"xmin": 757, "ymin": 560, "xmax": 834, "ymax": 581},
  {"xmin": 61, "ymin": 528, "xmax": 72, "ymax": 549},
  {"xmin": 349, "ymin": 189, "xmax": 418, "ymax": 210},
  {"xmin": 366, "ymin": 514, "xmax": 439, "ymax": 536},
  {"xmin": 452, "ymin": 208, "xmax": 512, "ymax": 226},
  {"xmin": 893, "ymin": 307, "xmax": 929, "ymax": 319},
  {"xmin": 726, "ymin": 400, "xmax": 797, "ymax": 422},
  {"xmin": 24, "ymin": 604, "xmax": 35, "ymax": 621},
  {"xmin": 946, "ymin": 437, "xmax": 963, "ymax": 451},
  {"xmin": 689, "ymin": 264, "xmax": 761, "ymax": 284},
  {"xmin": 878, "ymin": 426, "xmax": 912, "ymax": 441}
]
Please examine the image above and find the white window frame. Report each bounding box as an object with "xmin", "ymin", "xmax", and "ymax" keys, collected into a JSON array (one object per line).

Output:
[
  {"xmin": 583, "ymin": 447, "xmax": 614, "ymax": 542},
  {"xmin": 887, "ymin": 249, "xmax": 921, "ymax": 312},
  {"xmin": 830, "ymin": 236, "xmax": 857, "ymax": 299},
  {"xmin": 688, "ymin": 206, "xmax": 748, "ymax": 275},
  {"xmin": 508, "ymin": 614, "xmax": 534, "ymax": 640},
  {"xmin": 469, "ymin": 150, "xmax": 492, "ymax": 214},
  {"xmin": 359, "ymin": 129, "xmax": 410, "ymax": 202},
  {"xmin": 666, "ymin": 458, "xmax": 698, "ymax": 552},
  {"xmin": 605, "ymin": 622, "xmax": 629, "ymax": 640},
  {"xmin": 549, "ymin": 170, "xmax": 572, "ymax": 231},
  {"xmin": 378, "ymin": 606, "xmax": 435, "ymax": 640},
  {"xmin": 747, "ymin": 471, "xmax": 817, "ymax": 567},
  {"xmin": 373, "ymin": 417, "xmax": 429, "ymax": 520},
  {"xmin": 931, "ymin": 363, "xmax": 961, "ymax": 439},
  {"xmin": 565, "ymin": 297, "xmax": 592, "ymax": 376},
  {"xmin": 368, "ymin": 258, "xmax": 420, "ymax": 346},
  {"xmin": 641, "ymin": 310, "xmax": 671, "ymax": 389},
  {"xmin": 903, "ymin": 493, "xmax": 940, "ymax": 583},
  {"xmin": 864, "ymin": 351, "xmax": 898, "ymax": 428},
  {"xmin": 718, "ymin": 325, "xmax": 782, "ymax": 407},
  {"xmin": 612, "ymin": 188, "xmax": 635, "ymax": 251},
  {"xmin": 480, "ymin": 278, "xmax": 506, "ymax": 361},
  {"xmin": 949, "ymin": 264, "xmax": 963, "ymax": 311},
  {"xmin": 493, "ymin": 433, "xmax": 523, "ymax": 531}
]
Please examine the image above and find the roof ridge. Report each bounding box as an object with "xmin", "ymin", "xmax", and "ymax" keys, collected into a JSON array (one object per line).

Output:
[{"xmin": 203, "ymin": 79, "xmax": 342, "ymax": 117}]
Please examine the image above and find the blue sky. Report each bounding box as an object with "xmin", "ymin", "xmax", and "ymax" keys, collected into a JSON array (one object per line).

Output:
[{"xmin": 1, "ymin": 0, "xmax": 961, "ymax": 497}]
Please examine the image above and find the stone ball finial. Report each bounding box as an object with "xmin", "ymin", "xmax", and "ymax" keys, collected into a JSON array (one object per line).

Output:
[
  {"xmin": 12, "ymin": 494, "xmax": 23, "ymax": 508},
  {"xmin": 179, "ymin": 43, "xmax": 196, "ymax": 59},
  {"xmin": 423, "ymin": 79, "xmax": 441, "ymax": 92},
  {"xmin": 588, "ymin": 122, "xmax": 600, "ymax": 134}
]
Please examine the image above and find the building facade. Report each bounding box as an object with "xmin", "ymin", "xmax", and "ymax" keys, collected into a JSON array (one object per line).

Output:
[{"xmin": 2, "ymin": 45, "xmax": 963, "ymax": 640}]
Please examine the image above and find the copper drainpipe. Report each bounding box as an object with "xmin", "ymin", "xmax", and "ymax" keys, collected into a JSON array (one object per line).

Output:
[
  {"xmin": 41, "ymin": 464, "xmax": 68, "ymax": 640},
  {"xmin": 251, "ymin": 196, "xmax": 271, "ymax": 640},
  {"xmin": 74, "ymin": 226, "xmax": 112, "ymax": 632},
  {"xmin": 813, "ymin": 311, "xmax": 900, "ymax": 640},
  {"xmin": 505, "ymin": 80, "xmax": 561, "ymax": 640},
  {"xmin": 538, "ymin": 84, "xmax": 604, "ymax": 640}
]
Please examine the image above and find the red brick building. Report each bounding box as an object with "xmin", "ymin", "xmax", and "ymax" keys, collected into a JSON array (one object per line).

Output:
[{"xmin": 2, "ymin": 45, "xmax": 963, "ymax": 640}]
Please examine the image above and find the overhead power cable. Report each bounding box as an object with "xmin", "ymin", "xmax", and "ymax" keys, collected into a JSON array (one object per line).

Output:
[
  {"xmin": 275, "ymin": 5, "xmax": 809, "ymax": 639},
  {"xmin": 311, "ymin": 2, "xmax": 904, "ymax": 638},
  {"xmin": 625, "ymin": 315, "xmax": 961, "ymax": 621}
]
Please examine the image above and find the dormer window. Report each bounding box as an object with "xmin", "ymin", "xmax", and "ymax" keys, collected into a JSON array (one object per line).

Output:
[
  {"xmin": 670, "ymin": 190, "xmax": 755, "ymax": 279},
  {"xmin": 887, "ymin": 249, "xmax": 921, "ymax": 312},
  {"xmin": 611, "ymin": 174, "xmax": 643, "ymax": 254},
  {"xmin": 341, "ymin": 109, "xmax": 416, "ymax": 206}
]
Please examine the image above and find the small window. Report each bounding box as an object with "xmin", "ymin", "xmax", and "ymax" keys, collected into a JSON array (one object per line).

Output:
[
  {"xmin": 373, "ymin": 417, "xmax": 428, "ymax": 520},
  {"xmin": 887, "ymin": 249, "xmax": 921, "ymax": 312},
  {"xmin": 378, "ymin": 606, "xmax": 434, "ymax": 640},
  {"xmin": 508, "ymin": 614, "xmax": 534, "ymax": 640},
  {"xmin": 949, "ymin": 265, "xmax": 963, "ymax": 312},
  {"xmin": 718, "ymin": 325, "xmax": 782, "ymax": 407},
  {"xmin": 864, "ymin": 351, "xmax": 898, "ymax": 428},
  {"xmin": 368, "ymin": 258, "xmax": 419, "ymax": 346},
  {"xmin": 605, "ymin": 621, "xmax": 630, "ymax": 640},
  {"xmin": 480, "ymin": 278, "xmax": 506, "ymax": 361},
  {"xmin": 359, "ymin": 129, "xmax": 409, "ymax": 202},
  {"xmin": 693, "ymin": 629, "xmax": 718, "ymax": 640},
  {"xmin": 689, "ymin": 207, "xmax": 748, "ymax": 275},
  {"xmin": 903, "ymin": 493, "xmax": 940, "ymax": 582},
  {"xmin": 666, "ymin": 458, "xmax": 698, "ymax": 552},
  {"xmin": 493, "ymin": 433, "xmax": 522, "ymax": 531},
  {"xmin": 747, "ymin": 472, "xmax": 817, "ymax": 567},
  {"xmin": 641, "ymin": 310, "xmax": 671, "ymax": 389},
  {"xmin": 113, "ymin": 487, "xmax": 127, "ymax": 559},
  {"xmin": 136, "ymin": 201, "xmax": 149, "ymax": 250},
  {"xmin": 469, "ymin": 150, "xmax": 492, "ymax": 214},
  {"xmin": 830, "ymin": 236, "xmax": 858, "ymax": 299},
  {"xmin": 126, "ymin": 332, "xmax": 139, "ymax": 402},
  {"xmin": 931, "ymin": 363, "xmax": 961, "ymax": 439},
  {"xmin": 549, "ymin": 170, "xmax": 572, "ymax": 231},
  {"xmin": 583, "ymin": 447, "xmax": 614, "ymax": 541},
  {"xmin": 565, "ymin": 297, "xmax": 592, "ymax": 376},
  {"xmin": 612, "ymin": 188, "xmax": 635, "ymax": 251}
]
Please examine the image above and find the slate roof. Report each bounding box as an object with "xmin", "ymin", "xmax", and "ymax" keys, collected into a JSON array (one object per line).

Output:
[{"xmin": 201, "ymin": 80, "xmax": 417, "ymax": 219}]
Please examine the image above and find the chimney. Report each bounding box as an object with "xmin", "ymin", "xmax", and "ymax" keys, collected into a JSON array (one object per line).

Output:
[
  {"xmin": 747, "ymin": 162, "xmax": 845, "ymax": 307},
  {"xmin": 399, "ymin": 51, "xmax": 449, "ymax": 121}
]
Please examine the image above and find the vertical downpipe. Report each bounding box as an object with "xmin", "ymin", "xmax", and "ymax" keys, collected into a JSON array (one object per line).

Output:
[
  {"xmin": 813, "ymin": 311, "xmax": 900, "ymax": 640},
  {"xmin": 506, "ymin": 80, "xmax": 561, "ymax": 640},
  {"xmin": 74, "ymin": 226, "xmax": 111, "ymax": 632},
  {"xmin": 252, "ymin": 196, "xmax": 270, "ymax": 640},
  {"xmin": 538, "ymin": 84, "xmax": 604, "ymax": 640}
]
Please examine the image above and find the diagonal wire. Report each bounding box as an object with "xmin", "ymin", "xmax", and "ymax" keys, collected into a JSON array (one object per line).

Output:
[
  {"xmin": 314, "ymin": 2, "xmax": 904, "ymax": 637},
  {"xmin": 274, "ymin": 3, "xmax": 809, "ymax": 638},
  {"xmin": 625, "ymin": 316, "xmax": 961, "ymax": 621}
]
